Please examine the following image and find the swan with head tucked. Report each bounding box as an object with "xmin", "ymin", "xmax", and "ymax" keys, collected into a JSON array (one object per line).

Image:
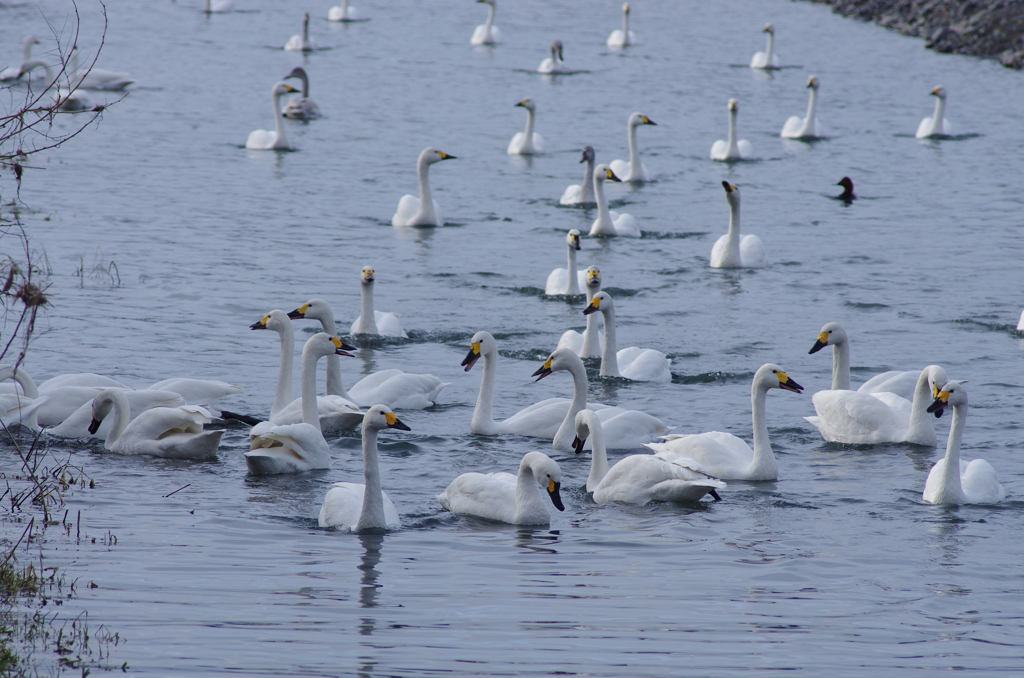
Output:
[
  {"xmin": 916, "ymin": 86, "xmax": 952, "ymax": 139},
  {"xmin": 245, "ymin": 81, "xmax": 299, "ymax": 150},
  {"xmin": 471, "ymin": 0, "xmax": 503, "ymax": 45},
  {"xmin": 559, "ymin": 146, "xmax": 597, "ymax": 205},
  {"xmin": 349, "ymin": 267, "xmax": 408, "ymax": 337},
  {"xmin": 318, "ymin": 405, "xmax": 409, "ymax": 530},
  {"xmin": 281, "ymin": 67, "xmax": 321, "ymax": 121},
  {"xmin": 922, "ymin": 382, "xmax": 1005, "ymax": 504},
  {"xmin": 808, "ymin": 322, "xmax": 921, "ymax": 400},
  {"xmin": 556, "ymin": 266, "xmax": 604, "ymax": 357},
  {"xmin": 545, "ymin": 229, "xmax": 586, "ymax": 295},
  {"xmin": 327, "ymin": 0, "xmax": 360, "ymax": 21},
  {"xmin": 643, "ymin": 364, "xmax": 803, "ymax": 481},
  {"xmin": 609, "ymin": 112, "xmax": 656, "ymax": 182},
  {"xmin": 533, "ymin": 348, "xmax": 669, "ymax": 451},
  {"xmin": 606, "ymin": 3, "xmax": 636, "ymax": 48},
  {"xmin": 573, "ymin": 410, "xmax": 725, "ymax": 503},
  {"xmin": 835, "ymin": 177, "xmax": 856, "ymax": 202},
  {"xmin": 537, "ymin": 40, "xmax": 569, "ymax": 74},
  {"xmin": 589, "ymin": 165, "xmax": 639, "ymax": 237},
  {"xmin": 583, "ymin": 291, "xmax": 671, "ymax": 383},
  {"xmin": 507, "ymin": 98, "xmax": 545, "ymax": 154},
  {"xmin": 284, "ymin": 12, "xmax": 314, "ymax": 51},
  {"xmin": 710, "ymin": 99, "xmax": 754, "ymax": 161},
  {"xmin": 438, "ymin": 451, "xmax": 565, "ymax": 525},
  {"xmin": 67, "ymin": 47, "xmax": 132, "ymax": 91},
  {"xmin": 781, "ymin": 76, "xmax": 822, "ymax": 139},
  {"xmin": 391, "ymin": 147, "xmax": 456, "ymax": 227},
  {"xmin": 0, "ymin": 35, "xmax": 40, "ymax": 82},
  {"xmin": 710, "ymin": 182, "xmax": 766, "ymax": 269},
  {"xmin": 87, "ymin": 389, "xmax": 223, "ymax": 459},
  {"xmin": 750, "ymin": 23, "xmax": 780, "ymax": 68}
]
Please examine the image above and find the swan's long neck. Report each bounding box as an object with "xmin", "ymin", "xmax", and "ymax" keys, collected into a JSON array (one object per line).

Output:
[
  {"xmin": 471, "ymin": 345, "xmax": 500, "ymax": 435},
  {"xmin": 357, "ymin": 282, "xmax": 379, "ymax": 334},
  {"xmin": 580, "ymin": 277, "xmax": 602, "ymax": 357},
  {"xmin": 523, "ymin": 107, "xmax": 536, "ymax": 147},
  {"xmin": 356, "ymin": 425, "xmax": 388, "ymax": 531},
  {"xmin": 748, "ymin": 381, "xmax": 778, "ymax": 479},
  {"xmin": 904, "ymin": 369, "xmax": 936, "ymax": 445},
  {"xmin": 299, "ymin": 71, "xmax": 310, "ymax": 98},
  {"xmin": 271, "ymin": 322, "xmax": 295, "ymax": 418},
  {"xmin": 315, "ymin": 310, "xmax": 347, "ymax": 398},
  {"xmin": 931, "ymin": 96, "xmax": 946, "ymax": 134},
  {"xmin": 0, "ymin": 366, "xmax": 39, "ymax": 398},
  {"xmin": 801, "ymin": 87, "xmax": 818, "ymax": 136},
  {"xmin": 22, "ymin": 36, "xmax": 34, "ymax": 62},
  {"xmin": 302, "ymin": 16, "xmax": 310, "ymax": 44},
  {"xmin": 627, "ymin": 121, "xmax": 641, "ymax": 170},
  {"xmin": 342, "ymin": 0, "xmax": 350, "ymax": 14},
  {"xmin": 936, "ymin": 400, "xmax": 967, "ymax": 503},
  {"xmin": 272, "ymin": 89, "xmax": 289, "ymax": 149},
  {"xmin": 830, "ymin": 339, "xmax": 851, "ymax": 391},
  {"xmin": 103, "ymin": 390, "xmax": 132, "ymax": 449},
  {"xmin": 721, "ymin": 195, "xmax": 741, "ymax": 266},
  {"xmin": 598, "ymin": 305, "xmax": 620, "ymax": 377},
  {"xmin": 764, "ymin": 31, "xmax": 775, "ymax": 64},
  {"xmin": 592, "ymin": 175, "xmax": 613, "ymax": 233},
  {"xmin": 553, "ymin": 362, "xmax": 589, "ymax": 450},
  {"xmin": 622, "ymin": 9, "xmax": 630, "ymax": 43},
  {"xmin": 416, "ymin": 155, "xmax": 434, "ymax": 219},
  {"xmin": 299, "ymin": 344, "xmax": 324, "ymax": 432},
  {"xmin": 726, "ymin": 108, "xmax": 738, "ymax": 157},
  {"xmin": 514, "ymin": 458, "xmax": 545, "ymax": 523},
  {"xmin": 484, "ymin": 3, "xmax": 496, "ymax": 34},
  {"xmin": 579, "ymin": 157, "xmax": 595, "ymax": 203},
  {"xmin": 585, "ymin": 419, "xmax": 610, "ymax": 492},
  {"xmin": 565, "ymin": 242, "xmax": 579, "ymax": 295}
]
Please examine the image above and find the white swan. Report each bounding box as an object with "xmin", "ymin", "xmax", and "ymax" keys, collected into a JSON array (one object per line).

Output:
[
  {"xmin": 609, "ymin": 112, "xmax": 656, "ymax": 182},
  {"xmin": 438, "ymin": 451, "xmax": 564, "ymax": 525},
  {"xmin": 1017, "ymin": 310, "xmax": 1024, "ymax": 332},
  {"xmin": 922, "ymin": 382, "xmax": 1005, "ymax": 504},
  {"xmin": 391, "ymin": 147, "xmax": 456, "ymax": 227},
  {"xmin": 284, "ymin": 12, "xmax": 314, "ymax": 51},
  {"xmin": 537, "ymin": 40, "xmax": 568, "ymax": 74},
  {"xmin": 583, "ymin": 291, "xmax": 671, "ymax": 383},
  {"xmin": 606, "ymin": 3, "xmax": 636, "ymax": 48},
  {"xmin": 534, "ymin": 348, "xmax": 669, "ymax": 451},
  {"xmin": 807, "ymin": 322, "xmax": 920, "ymax": 400},
  {"xmin": 916, "ymin": 86, "xmax": 952, "ymax": 139},
  {"xmin": 48, "ymin": 388, "xmax": 186, "ymax": 439},
  {"xmin": 507, "ymin": 98, "xmax": 545, "ymax": 154},
  {"xmin": 781, "ymin": 76, "xmax": 821, "ymax": 139},
  {"xmin": 556, "ymin": 266, "xmax": 603, "ymax": 357},
  {"xmin": 327, "ymin": 0, "xmax": 359, "ymax": 22},
  {"xmin": 288, "ymin": 299, "xmax": 446, "ymax": 409},
  {"xmin": 245, "ymin": 81, "xmax": 299, "ymax": 150},
  {"xmin": 544, "ymin": 229, "xmax": 585, "ymax": 295},
  {"xmin": 350, "ymin": 267, "xmax": 408, "ymax": 337},
  {"xmin": 17, "ymin": 60, "xmax": 87, "ymax": 112},
  {"xmin": 38, "ymin": 373, "xmax": 127, "ymax": 390},
  {"xmin": 0, "ymin": 365, "xmax": 49, "ymax": 429},
  {"xmin": 250, "ymin": 310, "xmax": 364, "ymax": 431},
  {"xmin": 574, "ymin": 410, "xmax": 725, "ymax": 503},
  {"xmin": 281, "ymin": 67, "xmax": 322, "ymax": 121},
  {"xmin": 204, "ymin": 0, "xmax": 233, "ymax": 12},
  {"xmin": 0, "ymin": 36, "xmax": 39, "ymax": 82},
  {"xmin": 589, "ymin": 165, "xmax": 639, "ymax": 237},
  {"xmin": 645, "ymin": 364, "xmax": 803, "ymax": 480},
  {"xmin": 88, "ymin": 389, "xmax": 223, "ymax": 459},
  {"xmin": 68, "ymin": 47, "xmax": 132, "ymax": 91},
  {"xmin": 750, "ymin": 23, "xmax": 780, "ymax": 69},
  {"xmin": 0, "ymin": 365, "xmax": 123, "ymax": 429},
  {"xmin": 710, "ymin": 182, "xmax": 766, "ymax": 269},
  {"xmin": 147, "ymin": 378, "xmax": 242, "ymax": 416},
  {"xmin": 710, "ymin": 99, "xmax": 754, "ymax": 161},
  {"xmin": 470, "ymin": 0, "xmax": 503, "ymax": 45},
  {"xmin": 318, "ymin": 405, "xmax": 409, "ymax": 530},
  {"xmin": 559, "ymin": 146, "xmax": 596, "ymax": 205},
  {"xmin": 246, "ymin": 333, "xmax": 351, "ymax": 474}
]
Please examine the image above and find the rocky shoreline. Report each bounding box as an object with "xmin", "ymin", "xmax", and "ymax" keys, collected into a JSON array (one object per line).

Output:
[{"xmin": 808, "ymin": 0, "xmax": 1024, "ymax": 68}]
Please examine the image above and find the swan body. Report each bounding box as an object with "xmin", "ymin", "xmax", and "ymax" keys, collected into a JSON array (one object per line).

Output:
[
  {"xmin": 349, "ymin": 267, "xmax": 408, "ymax": 337},
  {"xmin": 0, "ymin": 365, "xmax": 48, "ymax": 429},
  {"xmin": 589, "ymin": 165, "xmax": 639, "ymax": 237},
  {"xmin": 750, "ymin": 23, "xmax": 780, "ymax": 69},
  {"xmin": 609, "ymin": 112, "xmax": 656, "ymax": 182},
  {"xmin": 0, "ymin": 35, "xmax": 40, "ymax": 82},
  {"xmin": 17, "ymin": 60, "xmax": 87, "ymax": 112},
  {"xmin": 245, "ymin": 81, "xmax": 299, "ymax": 150},
  {"xmin": 68, "ymin": 48, "xmax": 132, "ymax": 91},
  {"xmin": 470, "ymin": 0, "xmax": 503, "ymax": 45},
  {"xmin": 281, "ymin": 67, "xmax": 321, "ymax": 121},
  {"xmin": 781, "ymin": 76, "xmax": 822, "ymax": 139},
  {"xmin": 916, "ymin": 86, "xmax": 952, "ymax": 139},
  {"xmin": 710, "ymin": 182, "xmax": 766, "ymax": 269},
  {"xmin": 438, "ymin": 451, "xmax": 565, "ymax": 525},
  {"xmin": 644, "ymin": 364, "xmax": 803, "ymax": 481},
  {"xmin": 545, "ymin": 229, "xmax": 585, "ymax": 295},
  {"xmin": 574, "ymin": 410, "xmax": 725, "ymax": 504},
  {"xmin": 48, "ymin": 389, "xmax": 186, "ymax": 439},
  {"xmin": 88, "ymin": 389, "xmax": 223, "ymax": 459},
  {"xmin": 556, "ymin": 266, "xmax": 604, "ymax": 357},
  {"xmin": 606, "ymin": 3, "xmax": 636, "ymax": 48},
  {"xmin": 327, "ymin": 0, "xmax": 359, "ymax": 21},
  {"xmin": 559, "ymin": 146, "xmax": 596, "ymax": 205},
  {"xmin": 0, "ymin": 366, "xmax": 125, "ymax": 428},
  {"xmin": 807, "ymin": 322, "xmax": 920, "ymax": 400},
  {"xmin": 583, "ymin": 291, "xmax": 671, "ymax": 383},
  {"xmin": 147, "ymin": 378, "xmax": 242, "ymax": 414},
  {"xmin": 392, "ymin": 147, "xmax": 456, "ymax": 227},
  {"xmin": 38, "ymin": 373, "xmax": 127, "ymax": 390},
  {"xmin": 537, "ymin": 40, "xmax": 568, "ymax": 74},
  {"xmin": 318, "ymin": 405, "xmax": 409, "ymax": 530},
  {"xmin": 1017, "ymin": 310, "xmax": 1024, "ymax": 332},
  {"xmin": 507, "ymin": 98, "xmax": 545, "ymax": 154},
  {"xmin": 204, "ymin": 0, "xmax": 233, "ymax": 12},
  {"xmin": 285, "ymin": 13, "xmax": 314, "ymax": 51},
  {"xmin": 711, "ymin": 99, "xmax": 754, "ymax": 161},
  {"xmin": 836, "ymin": 177, "xmax": 856, "ymax": 202}
]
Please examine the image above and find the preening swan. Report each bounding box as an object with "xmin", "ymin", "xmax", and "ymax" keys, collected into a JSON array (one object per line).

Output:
[
  {"xmin": 48, "ymin": 388, "xmax": 186, "ymax": 439},
  {"xmin": 328, "ymin": 0, "xmax": 359, "ymax": 21},
  {"xmin": 574, "ymin": 410, "xmax": 725, "ymax": 504},
  {"xmin": 438, "ymin": 451, "xmax": 565, "ymax": 525},
  {"xmin": 545, "ymin": 229, "xmax": 585, "ymax": 295},
  {"xmin": 750, "ymin": 23, "xmax": 780, "ymax": 69},
  {"xmin": 88, "ymin": 389, "xmax": 223, "ymax": 459},
  {"xmin": 350, "ymin": 266, "xmax": 408, "ymax": 337},
  {"xmin": 556, "ymin": 266, "xmax": 603, "ymax": 357},
  {"xmin": 203, "ymin": 0, "xmax": 234, "ymax": 13},
  {"xmin": 606, "ymin": 3, "xmax": 636, "ymax": 48},
  {"xmin": 836, "ymin": 177, "xmax": 856, "ymax": 202},
  {"xmin": 781, "ymin": 76, "xmax": 822, "ymax": 139},
  {"xmin": 710, "ymin": 99, "xmax": 754, "ymax": 161},
  {"xmin": 583, "ymin": 291, "xmax": 672, "ymax": 383},
  {"xmin": 284, "ymin": 12, "xmax": 314, "ymax": 51},
  {"xmin": 807, "ymin": 322, "xmax": 920, "ymax": 399},
  {"xmin": 281, "ymin": 67, "xmax": 322, "ymax": 121},
  {"xmin": 589, "ymin": 165, "xmax": 639, "ymax": 237},
  {"xmin": 710, "ymin": 182, "xmax": 766, "ymax": 269},
  {"xmin": 643, "ymin": 364, "xmax": 803, "ymax": 481},
  {"xmin": 559, "ymin": 146, "xmax": 597, "ymax": 205},
  {"xmin": 609, "ymin": 112, "xmax": 656, "ymax": 182},
  {"xmin": 507, "ymin": 98, "xmax": 545, "ymax": 155},
  {"xmin": 916, "ymin": 86, "xmax": 952, "ymax": 139},
  {"xmin": 537, "ymin": 40, "xmax": 568, "ymax": 74},
  {"xmin": 391, "ymin": 147, "xmax": 456, "ymax": 227},
  {"xmin": 0, "ymin": 36, "xmax": 40, "ymax": 82},
  {"xmin": 318, "ymin": 405, "xmax": 409, "ymax": 530},
  {"xmin": 470, "ymin": 0, "xmax": 503, "ymax": 46},
  {"xmin": 245, "ymin": 81, "xmax": 299, "ymax": 150},
  {"xmin": 922, "ymin": 382, "xmax": 1005, "ymax": 504},
  {"xmin": 533, "ymin": 348, "xmax": 669, "ymax": 451}
]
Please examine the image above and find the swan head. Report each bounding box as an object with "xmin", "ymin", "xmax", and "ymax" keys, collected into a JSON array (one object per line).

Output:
[
  {"xmin": 302, "ymin": 11, "xmax": 310, "ymax": 24},
  {"xmin": 461, "ymin": 330, "xmax": 496, "ymax": 371},
  {"xmin": 808, "ymin": 321, "xmax": 847, "ymax": 354},
  {"xmin": 283, "ymin": 66, "xmax": 308, "ymax": 81},
  {"xmin": 728, "ymin": 98, "xmax": 739, "ymax": 114},
  {"xmin": 930, "ymin": 86, "xmax": 946, "ymax": 99},
  {"xmin": 287, "ymin": 298, "xmax": 332, "ymax": 323},
  {"xmin": 571, "ymin": 409, "xmax": 600, "ymax": 454},
  {"xmin": 522, "ymin": 451, "xmax": 565, "ymax": 511},
  {"xmin": 420, "ymin": 147, "xmax": 457, "ymax": 165},
  {"xmin": 476, "ymin": 0, "xmax": 495, "ymax": 5},
  {"xmin": 26, "ymin": 35, "xmax": 40, "ymax": 48},
  {"xmin": 549, "ymin": 40, "xmax": 564, "ymax": 60},
  {"xmin": 924, "ymin": 365, "xmax": 950, "ymax": 416},
  {"xmin": 88, "ymin": 389, "xmax": 123, "ymax": 434},
  {"xmin": 763, "ymin": 24, "xmax": 774, "ymax": 34},
  {"xmin": 515, "ymin": 98, "xmax": 536, "ymax": 111},
  {"xmin": 927, "ymin": 380, "xmax": 967, "ymax": 417},
  {"xmin": 722, "ymin": 181, "xmax": 740, "ymax": 207},
  {"xmin": 623, "ymin": 3, "xmax": 630, "ymax": 14},
  {"xmin": 306, "ymin": 332, "xmax": 357, "ymax": 359},
  {"xmin": 594, "ymin": 164, "xmax": 622, "ymax": 183},
  {"xmin": 272, "ymin": 82, "xmax": 299, "ymax": 98},
  {"xmin": 585, "ymin": 265, "xmax": 601, "ymax": 287},
  {"xmin": 756, "ymin": 364, "xmax": 804, "ymax": 394},
  {"xmin": 532, "ymin": 347, "xmax": 582, "ymax": 381},
  {"xmin": 360, "ymin": 266, "xmax": 375, "ymax": 285},
  {"xmin": 629, "ymin": 112, "xmax": 657, "ymax": 127},
  {"xmin": 583, "ymin": 290, "xmax": 612, "ymax": 316},
  {"xmin": 806, "ymin": 75, "xmax": 819, "ymax": 89},
  {"xmin": 363, "ymin": 404, "xmax": 411, "ymax": 433},
  {"xmin": 250, "ymin": 309, "xmax": 290, "ymax": 332},
  {"xmin": 580, "ymin": 146, "xmax": 595, "ymax": 164},
  {"xmin": 566, "ymin": 229, "xmax": 581, "ymax": 251}
]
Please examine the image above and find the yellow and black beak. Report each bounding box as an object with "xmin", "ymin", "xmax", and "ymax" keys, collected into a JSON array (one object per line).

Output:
[
  {"xmin": 572, "ymin": 436, "xmax": 586, "ymax": 454},
  {"xmin": 461, "ymin": 342, "xmax": 482, "ymax": 371},
  {"xmin": 722, "ymin": 181, "xmax": 736, "ymax": 193},
  {"xmin": 604, "ymin": 168, "xmax": 621, "ymax": 182},
  {"xmin": 532, "ymin": 357, "xmax": 553, "ymax": 381},
  {"xmin": 330, "ymin": 336, "xmax": 358, "ymax": 357},
  {"xmin": 547, "ymin": 478, "xmax": 565, "ymax": 511},
  {"xmin": 515, "ymin": 100, "xmax": 527, "ymax": 107},
  {"xmin": 641, "ymin": 115, "xmax": 657, "ymax": 126},
  {"xmin": 583, "ymin": 297, "xmax": 601, "ymax": 315},
  {"xmin": 927, "ymin": 389, "xmax": 949, "ymax": 417},
  {"xmin": 808, "ymin": 331, "xmax": 829, "ymax": 354},
  {"xmin": 571, "ymin": 234, "xmax": 581, "ymax": 251},
  {"xmin": 437, "ymin": 151, "xmax": 457, "ymax": 160},
  {"xmin": 384, "ymin": 411, "xmax": 411, "ymax": 431},
  {"xmin": 287, "ymin": 304, "xmax": 308, "ymax": 320},
  {"xmin": 250, "ymin": 314, "xmax": 270, "ymax": 330},
  {"xmin": 776, "ymin": 371, "xmax": 804, "ymax": 394}
]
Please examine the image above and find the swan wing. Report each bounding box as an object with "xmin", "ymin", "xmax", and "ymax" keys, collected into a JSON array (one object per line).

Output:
[
  {"xmin": 647, "ymin": 431, "xmax": 753, "ymax": 479},
  {"xmin": 319, "ymin": 483, "xmax": 399, "ymax": 529},
  {"xmin": 531, "ymin": 133, "xmax": 545, "ymax": 153},
  {"xmin": 559, "ymin": 184, "xmax": 582, "ymax": 205},
  {"xmin": 609, "ymin": 159, "xmax": 630, "ymax": 179},
  {"xmin": 545, "ymin": 268, "xmax": 570, "ymax": 295},
  {"xmin": 34, "ymin": 386, "xmax": 103, "ymax": 427},
  {"xmin": 806, "ymin": 389, "xmax": 902, "ymax": 444},
  {"xmin": 709, "ymin": 234, "xmax": 730, "ymax": 268},
  {"xmin": 391, "ymin": 194, "xmax": 420, "ymax": 227},
  {"xmin": 372, "ymin": 311, "xmax": 408, "ymax": 338},
  {"xmin": 48, "ymin": 389, "xmax": 185, "ymax": 438},
  {"xmin": 737, "ymin": 140, "xmax": 754, "ymax": 159},
  {"xmin": 40, "ymin": 373, "xmax": 128, "ymax": 390},
  {"xmin": 0, "ymin": 394, "xmax": 48, "ymax": 427},
  {"xmin": 247, "ymin": 421, "xmax": 331, "ymax": 473},
  {"xmin": 611, "ymin": 212, "xmax": 640, "ymax": 238},
  {"xmin": 112, "ymin": 405, "xmax": 223, "ymax": 459},
  {"xmin": 148, "ymin": 378, "xmax": 243, "ymax": 408},
  {"xmin": 349, "ymin": 371, "xmax": 446, "ymax": 410},
  {"xmin": 438, "ymin": 472, "xmax": 517, "ymax": 522},
  {"xmin": 508, "ymin": 131, "xmax": 526, "ymax": 153},
  {"xmin": 916, "ymin": 117, "xmax": 934, "ymax": 139},
  {"xmin": 607, "ymin": 30, "xmax": 626, "ymax": 48},
  {"xmin": 739, "ymin": 234, "xmax": 766, "ymax": 268},
  {"xmin": 750, "ymin": 51, "xmax": 767, "ymax": 68},
  {"xmin": 617, "ymin": 347, "xmax": 672, "ymax": 383},
  {"xmin": 556, "ymin": 330, "xmax": 584, "ymax": 354},
  {"xmin": 501, "ymin": 398, "xmax": 572, "ymax": 438},
  {"xmin": 961, "ymin": 459, "xmax": 1006, "ymax": 504},
  {"xmin": 781, "ymin": 115, "xmax": 803, "ymax": 138},
  {"xmin": 858, "ymin": 370, "xmax": 919, "ymax": 400},
  {"xmin": 245, "ymin": 129, "xmax": 276, "ymax": 150},
  {"xmin": 598, "ymin": 409, "xmax": 669, "ymax": 449},
  {"xmin": 593, "ymin": 454, "xmax": 724, "ymax": 504},
  {"xmin": 271, "ymin": 395, "xmax": 363, "ymax": 431},
  {"xmin": 710, "ymin": 140, "xmax": 728, "ymax": 160}
]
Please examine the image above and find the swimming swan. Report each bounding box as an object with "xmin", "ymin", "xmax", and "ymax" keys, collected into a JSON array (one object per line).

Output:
[
  {"xmin": 204, "ymin": 0, "xmax": 233, "ymax": 12},
  {"xmin": 318, "ymin": 405, "xmax": 409, "ymax": 530},
  {"xmin": 68, "ymin": 47, "xmax": 133, "ymax": 91},
  {"xmin": 0, "ymin": 366, "xmax": 129, "ymax": 429},
  {"xmin": 507, "ymin": 98, "xmax": 545, "ymax": 154},
  {"xmin": 710, "ymin": 182, "xmax": 766, "ymax": 268},
  {"xmin": 574, "ymin": 410, "xmax": 725, "ymax": 503},
  {"xmin": 556, "ymin": 266, "xmax": 604, "ymax": 357},
  {"xmin": 710, "ymin": 99, "xmax": 754, "ymax": 161},
  {"xmin": 643, "ymin": 364, "xmax": 803, "ymax": 481},
  {"xmin": 583, "ymin": 291, "xmax": 671, "ymax": 382},
  {"xmin": 245, "ymin": 81, "xmax": 299, "ymax": 150},
  {"xmin": 589, "ymin": 165, "xmax": 639, "ymax": 237},
  {"xmin": 349, "ymin": 267, "xmax": 408, "ymax": 337},
  {"xmin": 916, "ymin": 86, "xmax": 952, "ymax": 139},
  {"xmin": 88, "ymin": 389, "xmax": 223, "ymax": 459},
  {"xmin": 537, "ymin": 40, "xmax": 568, "ymax": 74},
  {"xmin": 327, "ymin": 0, "xmax": 360, "ymax": 21},
  {"xmin": 0, "ymin": 365, "xmax": 49, "ymax": 429},
  {"xmin": 545, "ymin": 229, "xmax": 586, "ymax": 295},
  {"xmin": 284, "ymin": 13, "xmax": 314, "ymax": 51},
  {"xmin": 781, "ymin": 76, "xmax": 821, "ymax": 139},
  {"xmin": 281, "ymin": 67, "xmax": 321, "ymax": 120},
  {"xmin": 48, "ymin": 388, "xmax": 186, "ymax": 439},
  {"xmin": 609, "ymin": 112, "xmax": 656, "ymax": 182},
  {"xmin": 750, "ymin": 23, "xmax": 780, "ymax": 69},
  {"xmin": 922, "ymin": 382, "xmax": 1005, "ymax": 504},
  {"xmin": 0, "ymin": 35, "xmax": 40, "ymax": 82},
  {"xmin": 807, "ymin": 322, "xmax": 920, "ymax": 400},
  {"xmin": 17, "ymin": 60, "xmax": 87, "ymax": 112},
  {"xmin": 147, "ymin": 378, "xmax": 242, "ymax": 417},
  {"xmin": 470, "ymin": 0, "xmax": 503, "ymax": 45},
  {"xmin": 438, "ymin": 450, "xmax": 565, "ymax": 525},
  {"xmin": 391, "ymin": 147, "xmax": 456, "ymax": 227},
  {"xmin": 606, "ymin": 3, "xmax": 636, "ymax": 48},
  {"xmin": 559, "ymin": 146, "xmax": 597, "ymax": 205}
]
